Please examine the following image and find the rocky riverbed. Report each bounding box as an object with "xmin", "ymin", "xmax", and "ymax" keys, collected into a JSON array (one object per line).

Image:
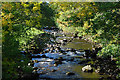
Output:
[{"xmin": 20, "ymin": 27, "xmax": 118, "ymax": 80}]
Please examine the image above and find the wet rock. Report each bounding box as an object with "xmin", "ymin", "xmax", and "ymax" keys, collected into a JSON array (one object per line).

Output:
[
  {"xmin": 28, "ymin": 63, "xmax": 31, "ymax": 66},
  {"xmin": 59, "ymin": 40, "xmax": 64, "ymax": 43},
  {"xmin": 33, "ymin": 60, "xmax": 38, "ymax": 63},
  {"xmin": 95, "ymin": 69, "xmax": 100, "ymax": 73},
  {"xmin": 63, "ymin": 39, "xmax": 67, "ymax": 42},
  {"xmin": 57, "ymin": 57, "xmax": 63, "ymax": 61},
  {"xmin": 39, "ymin": 71, "xmax": 46, "ymax": 75},
  {"xmin": 54, "ymin": 60, "xmax": 62, "ymax": 64},
  {"xmin": 75, "ymin": 50, "xmax": 85, "ymax": 56},
  {"xmin": 59, "ymin": 50, "xmax": 65, "ymax": 53},
  {"xmin": 56, "ymin": 46, "xmax": 61, "ymax": 50},
  {"xmin": 82, "ymin": 65, "xmax": 93, "ymax": 72},
  {"xmin": 54, "ymin": 63, "xmax": 58, "ymax": 67},
  {"xmin": 37, "ymin": 68, "xmax": 41, "ymax": 71},
  {"xmin": 32, "ymin": 70, "xmax": 37, "ymax": 73},
  {"xmin": 54, "ymin": 47, "xmax": 57, "ymax": 50},
  {"xmin": 51, "ymin": 69, "xmax": 57, "ymax": 72},
  {"xmin": 63, "ymin": 34, "xmax": 66, "ymax": 37},
  {"xmin": 50, "ymin": 47, "xmax": 54, "ymax": 51},
  {"xmin": 66, "ymin": 72, "xmax": 75, "ymax": 76},
  {"xmin": 99, "ymin": 77, "xmax": 104, "ymax": 80},
  {"xmin": 33, "ymin": 67, "xmax": 38, "ymax": 70},
  {"xmin": 56, "ymin": 42, "xmax": 62, "ymax": 45},
  {"xmin": 44, "ymin": 49, "xmax": 50, "ymax": 53},
  {"xmin": 42, "ymin": 54, "xmax": 47, "ymax": 58},
  {"xmin": 66, "ymin": 48, "xmax": 74, "ymax": 52}
]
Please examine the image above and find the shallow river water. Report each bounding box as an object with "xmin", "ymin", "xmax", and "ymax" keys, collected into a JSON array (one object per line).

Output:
[{"xmin": 31, "ymin": 29, "xmax": 108, "ymax": 80}]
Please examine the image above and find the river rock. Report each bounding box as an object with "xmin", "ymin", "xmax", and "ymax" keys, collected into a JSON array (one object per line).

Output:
[
  {"xmin": 54, "ymin": 63, "xmax": 58, "ymax": 67},
  {"xmin": 44, "ymin": 49, "xmax": 50, "ymax": 53},
  {"xmin": 99, "ymin": 77, "xmax": 104, "ymax": 80},
  {"xmin": 66, "ymin": 48, "xmax": 73, "ymax": 52},
  {"xmin": 51, "ymin": 69, "xmax": 57, "ymax": 72},
  {"xmin": 57, "ymin": 57, "xmax": 63, "ymax": 60},
  {"xmin": 59, "ymin": 40, "xmax": 64, "ymax": 43},
  {"xmin": 54, "ymin": 60, "xmax": 62, "ymax": 64},
  {"xmin": 59, "ymin": 50, "xmax": 65, "ymax": 53},
  {"xmin": 63, "ymin": 34, "xmax": 66, "ymax": 37},
  {"xmin": 82, "ymin": 65, "xmax": 93, "ymax": 72},
  {"xmin": 63, "ymin": 39, "xmax": 67, "ymax": 42},
  {"xmin": 33, "ymin": 60, "xmax": 38, "ymax": 63},
  {"xmin": 66, "ymin": 72, "xmax": 75, "ymax": 76},
  {"xmin": 33, "ymin": 67, "xmax": 38, "ymax": 70},
  {"xmin": 55, "ymin": 48, "xmax": 59, "ymax": 51},
  {"xmin": 95, "ymin": 67, "xmax": 100, "ymax": 73},
  {"xmin": 39, "ymin": 71, "xmax": 46, "ymax": 75},
  {"xmin": 42, "ymin": 54, "xmax": 47, "ymax": 58},
  {"xmin": 28, "ymin": 63, "xmax": 31, "ymax": 66},
  {"xmin": 32, "ymin": 70, "xmax": 37, "ymax": 73}
]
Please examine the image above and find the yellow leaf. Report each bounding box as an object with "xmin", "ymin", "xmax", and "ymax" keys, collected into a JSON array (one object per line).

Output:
[
  {"xmin": 81, "ymin": 13, "xmax": 84, "ymax": 16},
  {"xmin": 33, "ymin": 7, "xmax": 38, "ymax": 11},
  {"xmin": 88, "ymin": 12, "xmax": 92, "ymax": 15}
]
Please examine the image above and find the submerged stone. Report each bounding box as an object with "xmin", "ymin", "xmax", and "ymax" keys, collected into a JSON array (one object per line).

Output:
[
  {"xmin": 82, "ymin": 65, "xmax": 93, "ymax": 73},
  {"xmin": 66, "ymin": 72, "xmax": 75, "ymax": 76}
]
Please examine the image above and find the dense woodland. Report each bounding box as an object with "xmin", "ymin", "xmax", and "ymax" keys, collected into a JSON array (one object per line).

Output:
[{"xmin": 2, "ymin": 2, "xmax": 120, "ymax": 80}]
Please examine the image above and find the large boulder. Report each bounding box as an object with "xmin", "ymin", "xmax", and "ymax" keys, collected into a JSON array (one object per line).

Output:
[{"xmin": 82, "ymin": 65, "xmax": 93, "ymax": 72}]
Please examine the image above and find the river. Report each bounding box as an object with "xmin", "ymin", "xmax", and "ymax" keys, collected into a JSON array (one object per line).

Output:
[{"xmin": 30, "ymin": 28, "xmax": 108, "ymax": 80}]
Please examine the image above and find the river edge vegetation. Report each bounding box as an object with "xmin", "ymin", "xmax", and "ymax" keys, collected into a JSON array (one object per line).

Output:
[{"xmin": 2, "ymin": 2, "xmax": 120, "ymax": 80}]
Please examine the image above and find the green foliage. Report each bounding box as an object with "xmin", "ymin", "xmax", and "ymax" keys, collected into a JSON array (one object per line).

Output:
[
  {"xmin": 2, "ymin": 2, "xmax": 56, "ymax": 80},
  {"xmin": 2, "ymin": 2, "xmax": 120, "ymax": 79},
  {"xmin": 97, "ymin": 44, "xmax": 120, "ymax": 58},
  {"xmin": 22, "ymin": 66, "xmax": 33, "ymax": 74},
  {"xmin": 49, "ymin": 2, "xmax": 97, "ymax": 33},
  {"xmin": 88, "ymin": 9, "xmax": 120, "ymax": 44},
  {"xmin": 40, "ymin": 2, "xmax": 56, "ymax": 27}
]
